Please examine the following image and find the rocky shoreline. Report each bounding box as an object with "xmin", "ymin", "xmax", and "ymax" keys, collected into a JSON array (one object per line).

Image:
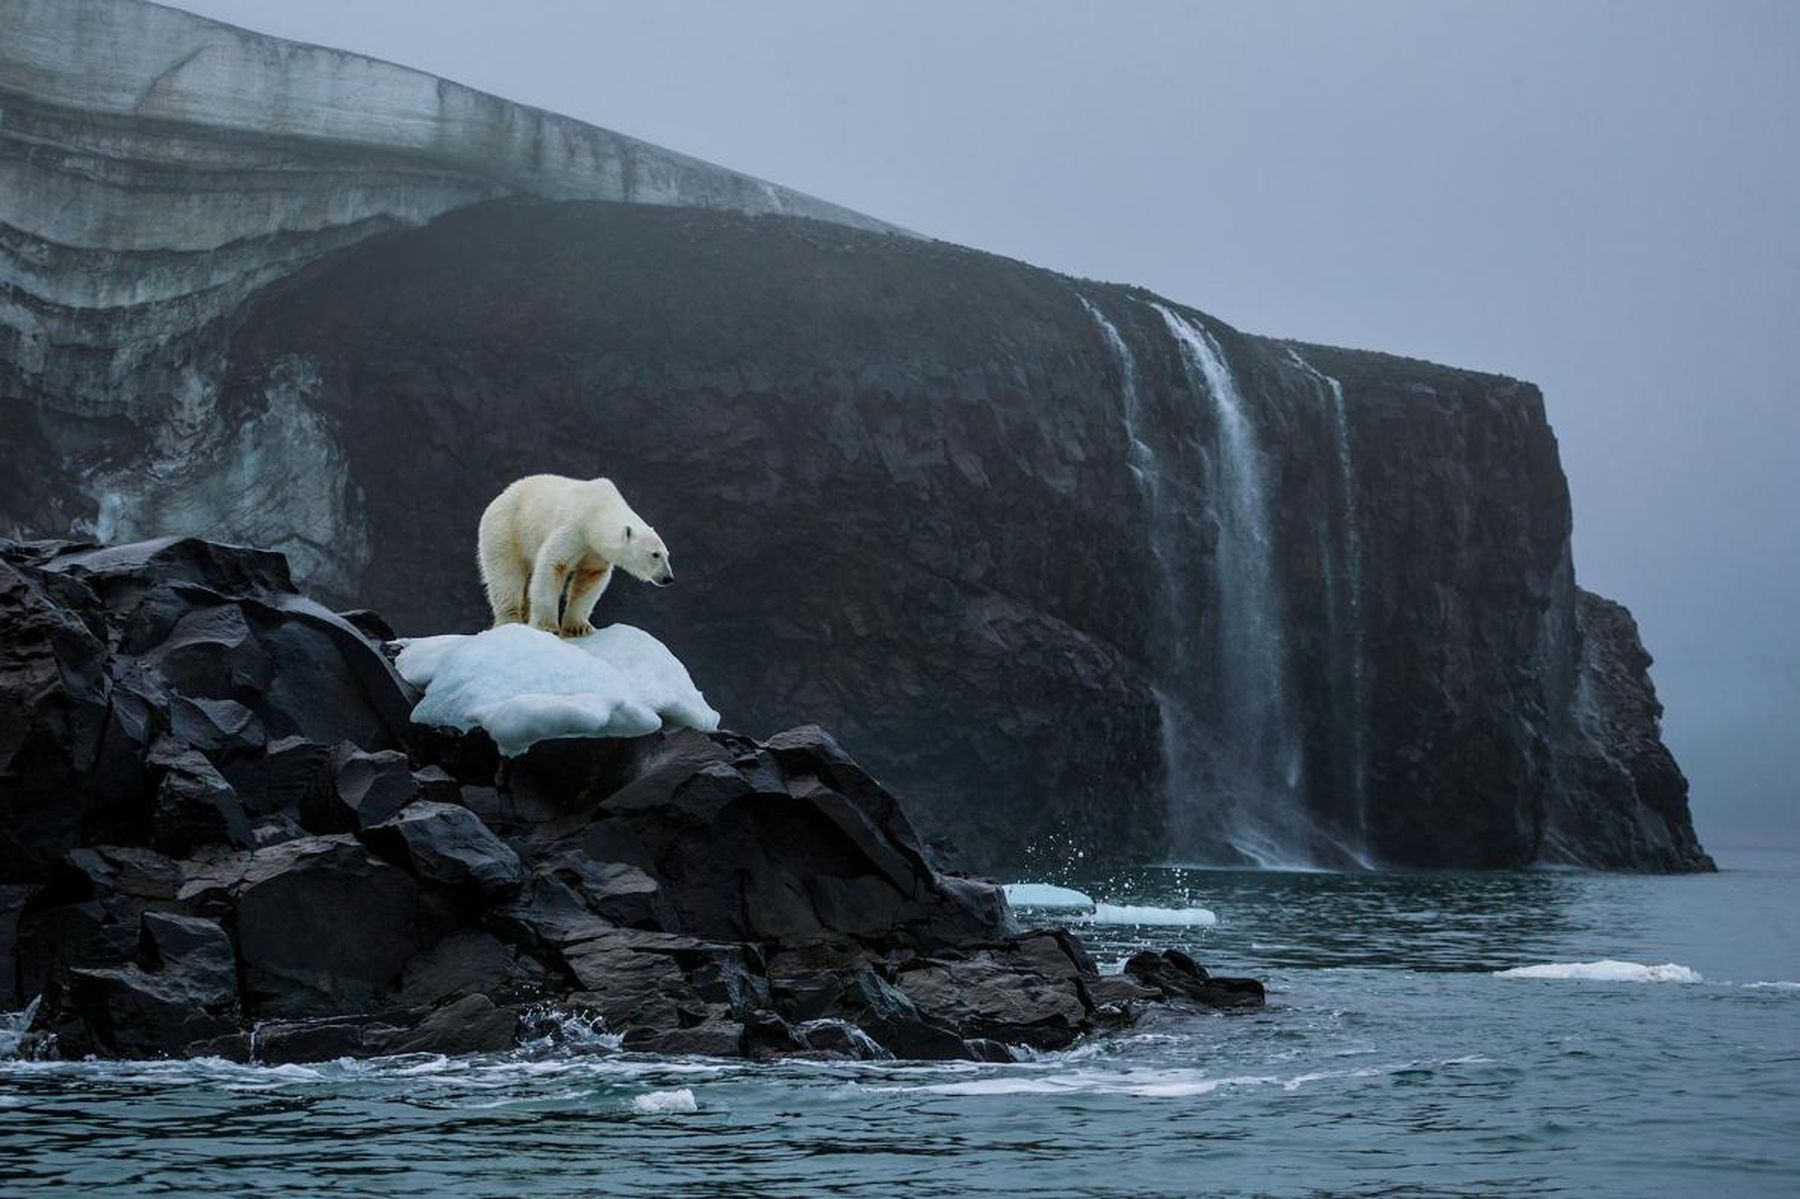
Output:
[{"xmin": 0, "ymin": 536, "xmax": 1261, "ymax": 1063}]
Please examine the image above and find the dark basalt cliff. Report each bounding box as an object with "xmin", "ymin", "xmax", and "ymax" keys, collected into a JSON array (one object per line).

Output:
[
  {"xmin": 184, "ymin": 199, "xmax": 1699, "ymax": 873},
  {"xmin": 1, "ymin": 537, "xmax": 1257, "ymax": 1061},
  {"xmin": 0, "ymin": 1, "xmax": 1709, "ymax": 874}
]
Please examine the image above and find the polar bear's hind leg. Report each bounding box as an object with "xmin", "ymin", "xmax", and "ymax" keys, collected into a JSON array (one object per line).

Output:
[
  {"xmin": 478, "ymin": 535, "xmax": 530, "ymax": 627},
  {"xmin": 482, "ymin": 558, "xmax": 529, "ymax": 626}
]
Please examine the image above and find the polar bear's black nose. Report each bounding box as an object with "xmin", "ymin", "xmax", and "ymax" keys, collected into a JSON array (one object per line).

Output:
[{"xmin": 654, "ymin": 568, "xmax": 673, "ymax": 586}]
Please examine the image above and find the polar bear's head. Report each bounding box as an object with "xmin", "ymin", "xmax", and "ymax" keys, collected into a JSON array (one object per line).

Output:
[{"xmin": 615, "ymin": 523, "xmax": 673, "ymax": 587}]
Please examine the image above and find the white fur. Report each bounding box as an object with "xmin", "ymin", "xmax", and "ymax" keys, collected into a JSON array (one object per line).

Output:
[{"xmin": 476, "ymin": 475, "xmax": 672, "ymax": 636}]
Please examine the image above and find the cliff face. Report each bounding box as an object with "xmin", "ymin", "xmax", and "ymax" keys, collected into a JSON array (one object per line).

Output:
[{"xmin": 0, "ymin": 2, "xmax": 1709, "ymax": 873}]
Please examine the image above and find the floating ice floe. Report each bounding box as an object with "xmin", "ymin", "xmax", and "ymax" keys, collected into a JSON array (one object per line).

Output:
[
  {"xmin": 1001, "ymin": 883, "xmax": 1097, "ymax": 910},
  {"xmin": 395, "ymin": 624, "xmax": 720, "ymax": 756},
  {"xmin": 1494, "ymin": 960, "xmax": 1703, "ymax": 984},
  {"xmin": 1000, "ymin": 885, "xmax": 1218, "ymax": 927},
  {"xmin": 631, "ymin": 1088, "xmax": 698, "ymax": 1114},
  {"xmin": 1085, "ymin": 903, "xmax": 1219, "ymax": 928}
]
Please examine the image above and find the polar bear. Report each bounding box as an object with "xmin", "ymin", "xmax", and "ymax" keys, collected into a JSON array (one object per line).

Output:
[{"xmin": 476, "ymin": 474, "xmax": 673, "ymax": 637}]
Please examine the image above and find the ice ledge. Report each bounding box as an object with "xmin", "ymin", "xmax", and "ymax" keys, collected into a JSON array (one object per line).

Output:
[{"xmin": 0, "ymin": 0, "xmax": 906, "ymax": 237}]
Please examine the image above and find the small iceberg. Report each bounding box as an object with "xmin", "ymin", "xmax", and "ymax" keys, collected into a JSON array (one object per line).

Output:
[
  {"xmin": 1494, "ymin": 960, "xmax": 1702, "ymax": 984},
  {"xmin": 395, "ymin": 624, "xmax": 720, "ymax": 756},
  {"xmin": 1085, "ymin": 903, "xmax": 1219, "ymax": 928},
  {"xmin": 631, "ymin": 1088, "xmax": 698, "ymax": 1114},
  {"xmin": 1002, "ymin": 883, "xmax": 1097, "ymax": 909}
]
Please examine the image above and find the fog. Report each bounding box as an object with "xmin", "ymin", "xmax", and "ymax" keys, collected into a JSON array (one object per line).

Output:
[{"xmin": 172, "ymin": 0, "xmax": 1800, "ymax": 847}]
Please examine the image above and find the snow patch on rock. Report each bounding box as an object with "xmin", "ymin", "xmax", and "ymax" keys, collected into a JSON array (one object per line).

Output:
[{"xmin": 396, "ymin": 624, "xmax": 720, "ymax": 755}]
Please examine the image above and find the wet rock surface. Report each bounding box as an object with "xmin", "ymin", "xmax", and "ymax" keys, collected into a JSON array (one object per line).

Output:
[{"xmin": 0, "ymin": 537, "xmax": 1261, "ymax": 1061}]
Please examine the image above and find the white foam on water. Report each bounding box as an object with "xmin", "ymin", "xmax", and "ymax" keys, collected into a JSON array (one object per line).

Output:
[
  {"xmin": 1082, "ymin": 903, "xmax": 1219, "ymax": 928},
  {"xmin": 516, "ymin": 1005, "xmax": 624, "ymax": 1054},
  {"xmin": 1494, "ymin": 960, "xmax": 1703, "ymax": 983},
  {"xmin": 395, "ymin": 623, "xmax": 719, "ymax": 756},
  {"xmin": 0, "ymin": 996, "xmax": 41, "ymax": 1057},
  {"xmin": 1742, "ymin": 980, "xmax": 1800, "ymax": 991},
  {"xmin": 893, "ymin": 1056, "xmax": 1474, "ymax": 1099},
  {"xmin": 631, "ymin": 1087, "xmax": 698, "ymax": 1114},
  {"xmin": 1001, "ymin": 883, "xmax": 1096, "ymax": 909}
]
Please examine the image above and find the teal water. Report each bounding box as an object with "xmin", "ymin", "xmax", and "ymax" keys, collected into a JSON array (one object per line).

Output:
[{"xmin": 3, "ymin": 849, "xmax": 1796, "ymax": 1196}]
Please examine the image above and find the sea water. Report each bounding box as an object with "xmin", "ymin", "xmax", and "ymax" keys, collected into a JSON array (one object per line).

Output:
[{"xmin": 3, "ymin": 849, "xmax": 1795, "ymax": 1196}]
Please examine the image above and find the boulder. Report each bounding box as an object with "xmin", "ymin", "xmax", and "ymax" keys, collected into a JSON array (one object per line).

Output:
[
  {"xmin": 380, "ymin": 994, "xmax": 517, "ymax": 1057},
  {"xmin": 399, "ymin": 930, "xmax": 519, "ymax": 1005},
  {"xmin": 360, "ymin": 802, "xmax": 524, "ymax": 897},
  {"xmin": 235, "ymin": 836, "xmax": 422, "ymax": 1017},
  {"xmin": 62, "ymin": 912, "xmax": 240, "ymax": 1057},
  {"xmin": 222, "ymin": 735, "xmax": 333, "ymax": 818},
  {"xmin": 894, "ymin": 946, "xmax": 1091, "ymax": 1051},
  {"xmin": 1124, "ymin": 949, "xmax": 1266, "ymax": 1009},
  {"xmin": 149, "ymin": 743, "xmax": 253, "ymax": 856},
  {"xmin": 300, "ymin": 748, "xmax": 418, "ymax": 834}
]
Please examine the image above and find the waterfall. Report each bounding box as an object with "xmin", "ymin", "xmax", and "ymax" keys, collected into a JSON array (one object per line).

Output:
[
  {"xmin": 1084, "ymin": 297, "xmax": 1367, "ymax": 868},
  {"xmin": 1289, "ymin": 349, "xmax": 1371, "ymax": 853},
  {"xmin": 1149, "ymin": 304, "xmax": 1332, "ymax": 866},
  {"xmin": 1080, "ymin": 297, "xmax": 1191, "ymax": 836},
  {"xmin": 1080, "ymin": 298, "xmax": 1177, "ymax": 619}
]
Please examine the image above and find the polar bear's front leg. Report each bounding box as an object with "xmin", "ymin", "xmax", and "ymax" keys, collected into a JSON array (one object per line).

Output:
[
  {"xmin": 559, "ymin": 564, "xmax": 613, "ymax": 637},
  {"xmin": 527, "ymin": 526, "xmax": 586, "ymax": 633}
]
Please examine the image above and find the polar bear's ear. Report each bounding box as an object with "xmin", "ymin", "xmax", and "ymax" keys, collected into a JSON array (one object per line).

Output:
[{"xmin": 624, "ymin": 525, "xmax": 634, "ymax": 541}]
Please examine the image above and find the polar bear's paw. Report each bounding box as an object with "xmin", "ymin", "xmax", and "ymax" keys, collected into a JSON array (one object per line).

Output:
[{"xmin": 558, "ymin": 619, "xmax": 598, "ymax": 639}]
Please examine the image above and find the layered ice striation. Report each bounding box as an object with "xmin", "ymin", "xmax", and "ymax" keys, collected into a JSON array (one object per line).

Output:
[
  {"xmin": 396, "ymin": 624, "xmax": 720, "ymax": 755},
  {"xmin": 0, "ymin": 0, "xmax": 899, "ymax": 593}
]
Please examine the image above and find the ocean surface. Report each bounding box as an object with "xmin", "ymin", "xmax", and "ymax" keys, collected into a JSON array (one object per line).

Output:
[{"xmin": 3, "ymin": 848, "xmax": 1795, "ymax": 1197}]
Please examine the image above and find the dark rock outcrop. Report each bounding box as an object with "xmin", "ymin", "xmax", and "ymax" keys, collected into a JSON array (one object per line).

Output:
[
  {"xmin": 1540, "ymin": 592, "xmax": 1713, "ymax": 870},
  {"xmin": 0, "ymin": 537, "xmax": 1260, "ymax": 1061},
  {"xmin": 177, "ymin": 199, "xmax": 1698, "ymax": 872}
]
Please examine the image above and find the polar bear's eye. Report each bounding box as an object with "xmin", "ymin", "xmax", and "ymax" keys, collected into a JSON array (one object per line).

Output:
[{"xmin": 651, "ymin": 551, "xmax": 663, "ymax": 559}]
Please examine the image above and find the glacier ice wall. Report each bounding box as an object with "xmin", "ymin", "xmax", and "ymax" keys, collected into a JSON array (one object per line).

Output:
[{"xmin": 0, "ymin": 0, "xmax": 900, "ymax": 592}]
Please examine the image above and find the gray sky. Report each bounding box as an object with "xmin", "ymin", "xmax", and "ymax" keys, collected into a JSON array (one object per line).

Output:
[{"xmin": 174, "ymin": 0, "xmax": 1800, "ymax": 848}]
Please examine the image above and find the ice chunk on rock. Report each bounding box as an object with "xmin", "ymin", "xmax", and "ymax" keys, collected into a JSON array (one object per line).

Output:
[{"xmin": 395, "ymin": 624, "xmax": 720, "ymax": 756}]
